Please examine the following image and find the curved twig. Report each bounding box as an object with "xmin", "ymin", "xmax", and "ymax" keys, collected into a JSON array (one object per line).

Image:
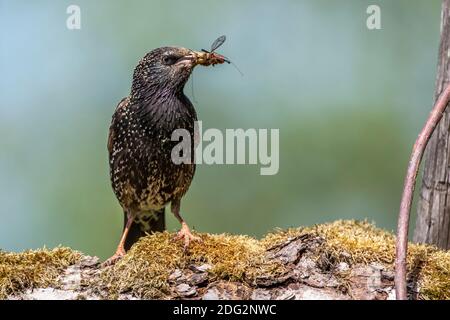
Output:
[{"xmin": 395, "ymin": 83, "xmax": 450, "ymax": 300}]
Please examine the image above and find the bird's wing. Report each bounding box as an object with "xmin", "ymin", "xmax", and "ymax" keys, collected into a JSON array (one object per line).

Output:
[{"xmin": 108, "ymin": 97, "xmax": 130, "ymax": 155}]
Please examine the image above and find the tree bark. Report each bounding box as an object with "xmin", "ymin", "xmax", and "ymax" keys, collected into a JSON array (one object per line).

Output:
[{"xmin": 415, "ymin": 0, "xmax": 450, "ymax": 249}]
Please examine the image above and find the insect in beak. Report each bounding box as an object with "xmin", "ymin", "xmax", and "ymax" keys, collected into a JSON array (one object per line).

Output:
[
  {"xmin": 188, "ymin": 50, "xmax": 228, "ymax": 66},
  {"xmin": 187, "ymin": 36, "xmax": 242, "ymax": 74},
  {"xmin": 183, "ymin": 35, "xmax": 229, "ymax": 67}
]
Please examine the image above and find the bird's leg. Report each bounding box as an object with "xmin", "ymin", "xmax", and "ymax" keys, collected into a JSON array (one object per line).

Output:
[
  {"xmin": 103, "ymin": 211, "xmax": 134, "ymax": 266},
  {"xmin": 171, "ymin": 200, "xmax": 200, "ymax": 249}
]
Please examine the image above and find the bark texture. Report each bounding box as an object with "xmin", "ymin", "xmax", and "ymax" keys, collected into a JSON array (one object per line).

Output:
[{"xmin": 415, "ymin": 0, "xmax": 450, "ymax": 249}]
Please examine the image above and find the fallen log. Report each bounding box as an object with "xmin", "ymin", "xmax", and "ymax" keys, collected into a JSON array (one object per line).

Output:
[{"xmin": 1, "ymin": 220, "xmax": 449, "ymax": 300}]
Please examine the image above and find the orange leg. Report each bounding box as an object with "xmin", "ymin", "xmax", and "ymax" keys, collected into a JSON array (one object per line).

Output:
[
  {"xmin": 103, "ymin": 213, "xmax": 134, "ymax": 266},
  {"xmin": 171, "ymin": 200, "xmax": 201, "ymax": 249}
]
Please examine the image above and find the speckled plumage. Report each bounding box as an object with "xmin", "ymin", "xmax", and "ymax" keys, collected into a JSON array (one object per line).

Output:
[{"xmin": 108, "ymin": 47, "xmax": 198, "ymax": 250}]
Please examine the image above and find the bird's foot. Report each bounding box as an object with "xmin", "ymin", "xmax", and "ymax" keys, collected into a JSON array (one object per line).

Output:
[
  {"xmin": 102, "ymin": 247, "xmax": 126, "ymax": 267},
  {"xmin": 174, "ymin": 222, "xmax": 201, "ymax": 250}
]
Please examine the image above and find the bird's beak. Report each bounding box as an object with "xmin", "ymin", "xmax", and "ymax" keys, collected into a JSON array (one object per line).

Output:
[{"xmin": 176, "ymin": 51, "xmax": 203, "ymax": 67}]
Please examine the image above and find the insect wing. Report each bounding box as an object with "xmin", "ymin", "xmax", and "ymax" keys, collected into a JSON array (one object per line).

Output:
[{"xmin": 210, "ymin": 35, "xmax": 226, "ymax": 52}]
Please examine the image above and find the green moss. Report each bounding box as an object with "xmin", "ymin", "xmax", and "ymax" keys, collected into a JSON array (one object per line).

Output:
[
  {"xmin": 98, "ymin": 232, "xmax": 284, "ymax": 299},
  {"xmin": 0, "ymin": 247, "xmax": 81, "ymax": 298},
  {"xmin": 419, "ymin": 250, "xmax": 450, "ymax": 300}
]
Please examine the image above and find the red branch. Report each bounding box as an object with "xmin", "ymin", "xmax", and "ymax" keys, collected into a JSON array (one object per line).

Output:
[{"xmin": 395, "ymin": 83, "xmax": 450, "ymax": 300}]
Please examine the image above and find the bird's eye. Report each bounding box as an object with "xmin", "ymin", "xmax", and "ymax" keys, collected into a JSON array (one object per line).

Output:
[{"xmin": 162, "ymin": 55, "xmax": 178, "ymax": 65}]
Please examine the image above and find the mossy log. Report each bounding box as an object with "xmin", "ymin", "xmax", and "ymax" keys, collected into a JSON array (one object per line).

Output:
[{"xmin": 1, "ymin": 220, "xmax": 449, "ymax": 300}]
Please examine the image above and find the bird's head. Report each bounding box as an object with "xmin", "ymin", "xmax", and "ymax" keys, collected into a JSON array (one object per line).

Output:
[{"xmin": 131, "ymin": 46, "xmax": 221, "ymax": 100}]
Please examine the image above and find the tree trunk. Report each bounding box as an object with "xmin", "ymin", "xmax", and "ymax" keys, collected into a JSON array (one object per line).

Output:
[{"xmin": 415, "ymin": 0, "xmax": 450, "ymax": 249}]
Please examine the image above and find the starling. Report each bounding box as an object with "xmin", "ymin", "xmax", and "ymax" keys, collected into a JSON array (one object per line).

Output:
[{"xmin": 106, "ymin": 45, "xmax": 226, "ymax": 264}]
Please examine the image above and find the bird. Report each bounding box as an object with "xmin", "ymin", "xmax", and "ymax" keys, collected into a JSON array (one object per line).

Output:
[{"xmin": 106, "ymin": 44, "xmax": 227, "ymax": 265}]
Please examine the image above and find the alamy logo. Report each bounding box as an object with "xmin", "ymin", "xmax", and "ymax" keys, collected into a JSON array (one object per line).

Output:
[
  {"xmin": 66, "ymin": 5, "xmax": 81, "ymax": 30},
  {"xmin": 366, "ymin": 5, "xmax": 381, "ymax": 30},
  {"xmin": 171, "ymin": 121, "xmax": 279, "ymax": 176}
]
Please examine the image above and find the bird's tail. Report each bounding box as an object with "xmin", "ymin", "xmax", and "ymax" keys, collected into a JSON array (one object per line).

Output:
[{"xmin": 124, "ymin": 208, "xmax": 165, "ymax": 251}]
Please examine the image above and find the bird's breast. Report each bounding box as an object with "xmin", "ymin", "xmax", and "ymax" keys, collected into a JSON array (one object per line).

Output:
[{"xmin": 109, "ymin": 99, "xmax": 196, "ymax": 211}]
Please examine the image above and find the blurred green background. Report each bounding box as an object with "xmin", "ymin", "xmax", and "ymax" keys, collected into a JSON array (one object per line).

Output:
[{"xmin": 0, "ymin": 0, "xmax": 442, "ymax": 259}]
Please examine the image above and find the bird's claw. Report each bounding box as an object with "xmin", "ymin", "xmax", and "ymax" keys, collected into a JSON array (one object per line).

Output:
[
  {"xmin": 102, "ymin": 248, "xmax": 126, "ymax": 267},
  {"xmin": 174, "ymin": 222, "xmax": 201, "ymax": 250}
]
